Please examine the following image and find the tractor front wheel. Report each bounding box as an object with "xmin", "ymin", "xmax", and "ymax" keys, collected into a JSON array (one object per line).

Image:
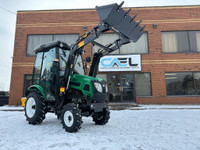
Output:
[
  {"xmin": 61, "ymin": 104, "xmax": 82, "ymax": 133},
  {"xmin": 25, "ymin": 92, "xmax": 46, "ymax": 124},
  {"xmin": 92, "ymin": 107, "xmax": 110, "ymax": 125}
]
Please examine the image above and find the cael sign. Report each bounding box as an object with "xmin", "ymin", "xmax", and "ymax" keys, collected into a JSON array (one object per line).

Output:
[{"xmin": 99, "ymin": 55, "xmax": 141, "ymax": 72}]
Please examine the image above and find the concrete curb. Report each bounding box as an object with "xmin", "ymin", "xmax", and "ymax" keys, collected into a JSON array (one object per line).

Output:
[
  {"xmin": 0, "ymin": 109, "xmax": 24, "ymax": 111},
  {"xmin": 129, "ymin": 107, "xmax": 200, "ymax": 110},
  {"xmin": 109, "ymin": 104, "xmax": 200, "ymax": 110}
]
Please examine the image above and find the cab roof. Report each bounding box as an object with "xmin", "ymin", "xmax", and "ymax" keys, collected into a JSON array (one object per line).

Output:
[{"xmin": 34, "ymin": 40, "xmax": 71, "ymax": 53}]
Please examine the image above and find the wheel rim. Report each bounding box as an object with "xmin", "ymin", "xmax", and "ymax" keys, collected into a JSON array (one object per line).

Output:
[
  {"xmin": 96, "ymin": 112, "xmax": 104, "ymax": 120},
  {"xmin": 64, "ymin": 111, "xmax": 74, "ymax": 127},
  {"xmin": 26, "ymin": 97, "xmax": 36, "ymax": 118}
]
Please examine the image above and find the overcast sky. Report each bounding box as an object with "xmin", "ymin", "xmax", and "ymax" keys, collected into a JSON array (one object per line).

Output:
[{"xmin": 0, "ymin": 0, "xmax": 200, "ymax": 91}]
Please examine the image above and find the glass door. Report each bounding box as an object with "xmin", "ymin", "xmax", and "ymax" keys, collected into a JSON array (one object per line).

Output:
[
  {"xmin": 121, "ymin": 74, "xmax": 134, "ymax": 102},
  {"xmin": 107, "ymin": 74, "xmax": 121, "ymax": 102},
  {"xmin": 107, "ymin": 74, "xmax": 135, "ymax": 102}
]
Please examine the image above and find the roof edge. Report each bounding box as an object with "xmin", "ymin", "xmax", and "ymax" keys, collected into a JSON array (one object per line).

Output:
[{"xmin": 17, "ymin": 4, "xmax": 200, "ymax": 13}]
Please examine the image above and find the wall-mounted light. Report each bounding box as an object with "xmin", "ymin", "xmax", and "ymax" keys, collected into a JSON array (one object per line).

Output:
[
  {"xmin": 83, "ymin": 26, "xmax": 87, "ymax": 31},
  {"xmin": 153, "ymin": 23, "xmax": 157, "ymax": 29}
]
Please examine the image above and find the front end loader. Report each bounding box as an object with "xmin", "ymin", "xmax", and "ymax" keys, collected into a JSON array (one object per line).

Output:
[{"xmin": 22, "ymin": 1, "xmax": 145, "ymax": 132}]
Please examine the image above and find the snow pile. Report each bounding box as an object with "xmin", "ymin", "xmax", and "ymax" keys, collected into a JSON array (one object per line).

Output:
[{"xmin": 0, "ymin": 110, "xmax": 200, "ymax": 150}]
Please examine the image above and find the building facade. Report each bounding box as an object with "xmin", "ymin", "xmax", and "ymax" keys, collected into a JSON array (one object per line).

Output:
[{"xmin": 9, "ymin": 5, "xmax": 200, "ymax": 105}]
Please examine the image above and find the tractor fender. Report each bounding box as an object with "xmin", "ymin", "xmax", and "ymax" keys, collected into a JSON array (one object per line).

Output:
[{"xmin": 25, "ymin": 85, "xmax": 46, "ymax": 100}]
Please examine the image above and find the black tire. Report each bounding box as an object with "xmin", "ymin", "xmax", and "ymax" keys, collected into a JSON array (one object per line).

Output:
[
  {"xmin": 92, "ymin": 106, "xmax": 110, "ymax": 125},
  {"xmin": 25, "ymin": 92, "xmax": 46, "ymax": 125},
  {"xmin": 60, "ymin": 103, "xmax": 82, "ymax": 133}
]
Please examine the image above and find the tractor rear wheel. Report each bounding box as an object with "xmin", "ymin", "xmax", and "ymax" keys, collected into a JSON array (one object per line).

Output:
[
  {"xmin": 25, "ymin": 92, "xmax": 46, "ymax": 125},
  {"xmin": 61, "ymin": 104, "xmax": 82, "ymax": 133},
  {"xmin": 92, "ymin": 106, "xmax": 110, "ymax": 125}
]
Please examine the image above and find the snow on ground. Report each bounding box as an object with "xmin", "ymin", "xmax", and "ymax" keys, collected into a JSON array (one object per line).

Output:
[{"xmin": 0, "ymin": 109, "xmax": 200, "ymax": 150}]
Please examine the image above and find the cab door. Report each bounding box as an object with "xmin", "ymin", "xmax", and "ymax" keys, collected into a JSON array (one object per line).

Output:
[{"xmin": 40, "ymin": 48, "xmax": 58, "ymax": 101}]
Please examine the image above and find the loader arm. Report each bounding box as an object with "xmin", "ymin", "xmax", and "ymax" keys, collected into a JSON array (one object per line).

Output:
[{"xmin": 63, "ymin": 1, "xmax": 145, "ymax": 91}]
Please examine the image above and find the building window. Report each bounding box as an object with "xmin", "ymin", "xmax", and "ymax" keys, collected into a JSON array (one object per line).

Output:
[
  {"xmin": 23, "ymin": 74, "xmax": 32, "ymax": 96},
  {"xmin": 120, "ymin": 33, "xmax": 148, "ymax": 54},
  {"xmin": 135, "ymin": 73, "xmax": 152, "ymax": 96},
  {"xmin": 27, "ymin": 34, "xmax": 79, "ymax": 56},
  {"xmin": 97, "ymin": 72, "xmax": 152, "ymax": 101},
  {"xmin": 165, "ymin": 72, "xmax": 200, "ymax": 96},
  {"xmin": 92, "ymin": 32, "xmax": 148, "ymax": 55},
  {"xmin": 162, "ymin": 31, "xmax": 200, "ymax": 53},
  {"xmin": 92, "ymin": 34, "xmax": 119, "ymax": 54}
]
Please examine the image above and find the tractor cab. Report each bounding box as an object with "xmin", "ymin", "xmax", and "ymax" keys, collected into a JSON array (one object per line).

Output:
[{"xmin": 32, "ymin": 41, "xmax": 85, "ymax": 101}]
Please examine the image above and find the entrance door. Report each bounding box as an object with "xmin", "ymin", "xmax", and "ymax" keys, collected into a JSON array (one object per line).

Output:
[
  {"xmin": 107, "ymin": 74, "xmax": 135, "ymax": 102},
  {"xmin": 121, "ymin": 74, "xmax": 134, "ymax": 102}
]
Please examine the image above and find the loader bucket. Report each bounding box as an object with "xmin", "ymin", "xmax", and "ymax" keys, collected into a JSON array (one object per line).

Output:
[{"xmin": 96, "ymin": 1, "xmax": 145, "ymax": 43}]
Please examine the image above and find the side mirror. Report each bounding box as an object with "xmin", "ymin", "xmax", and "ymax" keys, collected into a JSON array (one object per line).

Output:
[{"xmin": 86, "ymin": 57, "xmax": 91, "ymax": 63}]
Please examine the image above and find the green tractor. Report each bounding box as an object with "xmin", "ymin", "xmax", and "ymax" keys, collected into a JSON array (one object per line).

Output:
[{"xmin": 22, "ymin": 1, "xmax": 145, "ymax": 132}]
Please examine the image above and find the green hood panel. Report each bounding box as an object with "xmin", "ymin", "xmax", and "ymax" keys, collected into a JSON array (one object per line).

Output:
[
  {"xmin": 70, "ymin": 74, "xmax": 104, "ymax": 82},
  {"xmin": 69, "ymin": 74, "xmax": 104, "ymax": 99}
]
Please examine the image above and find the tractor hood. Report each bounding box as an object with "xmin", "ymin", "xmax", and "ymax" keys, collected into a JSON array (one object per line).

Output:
[
  {"xmin": 69, "ymin": 74, "xmax": 106, "ymax": 100},
  {"xmin": 70, "ymin": 74, "xmax": 105, "ymax": 83}
]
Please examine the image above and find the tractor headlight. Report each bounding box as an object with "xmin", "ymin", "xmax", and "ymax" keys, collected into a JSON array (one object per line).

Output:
[
  {"xmin": 94, "ymin": 82, "xmax": 103, "ymax": 93},
  {"xmin": 105, "ymin": 84, "xmax": 108, "ymax": 92}
]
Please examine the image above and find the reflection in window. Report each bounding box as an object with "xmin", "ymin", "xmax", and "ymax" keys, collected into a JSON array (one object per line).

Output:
[{"xmin": 165, "ymin": 72, "xmax": 200, "ymax": 95}]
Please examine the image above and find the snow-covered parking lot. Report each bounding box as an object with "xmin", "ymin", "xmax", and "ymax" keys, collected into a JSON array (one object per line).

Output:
[{"xmin": 0, "ymin": 108, "xmax": 200, "ymax": 150}]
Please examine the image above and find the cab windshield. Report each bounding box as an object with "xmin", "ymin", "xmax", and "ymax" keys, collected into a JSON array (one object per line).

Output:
[
  {"xmin": 59, "ymin": 50, "xmax": 85, "ymax": 75},
  {"xmin": 59, "ymin": 49, "xmax": 70, "ymax": 76}
]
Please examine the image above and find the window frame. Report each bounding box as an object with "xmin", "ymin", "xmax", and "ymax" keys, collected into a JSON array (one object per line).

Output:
[{"xmin": 161, "ymin": 30, "xmax": 200, "ymax": 54}]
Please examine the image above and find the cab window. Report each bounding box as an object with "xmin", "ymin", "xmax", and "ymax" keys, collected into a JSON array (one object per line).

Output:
[{"xmin": 74, "ymin": 55, "xmax": 85, "ymax": 75}]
